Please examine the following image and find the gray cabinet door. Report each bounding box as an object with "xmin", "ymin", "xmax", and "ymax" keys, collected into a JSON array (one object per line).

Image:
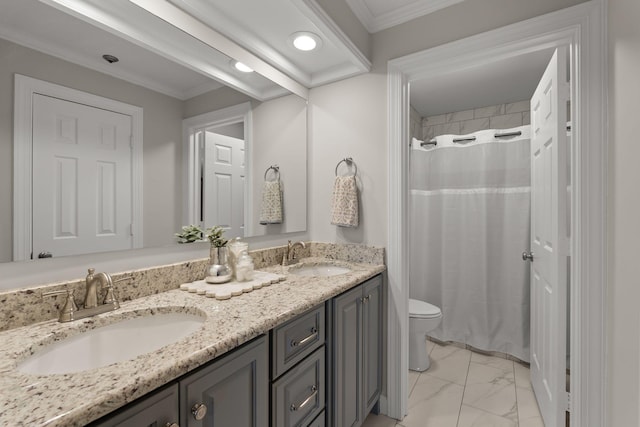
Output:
[
  {"xmin": 332, "ymin": 285, "xmax": 363, "ymax": 427},
  {"xmin": 91, "ymin": 384, "xmax": 179, "ymax": 427},
  {"xmin": 363, "ymin": 275, "xmax": 383, "ymax": 414},
  {"xmin": 180, "ymin": 336, "xmax": 268, "ymax": 427}
]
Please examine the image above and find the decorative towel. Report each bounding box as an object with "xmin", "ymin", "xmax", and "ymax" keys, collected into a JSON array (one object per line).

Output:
[
  {"xmin": 331, "ymin": 175, "xmax": 359, "ymax": 227},
  {"xmin": 259, "ymin": 180, "xmax": 283, "ymax": 224}
]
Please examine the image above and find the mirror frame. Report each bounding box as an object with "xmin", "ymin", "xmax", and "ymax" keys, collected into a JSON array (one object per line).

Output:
[{"xmin": 182, "ymin": 102, "xmax": 253, "ymax": 236}]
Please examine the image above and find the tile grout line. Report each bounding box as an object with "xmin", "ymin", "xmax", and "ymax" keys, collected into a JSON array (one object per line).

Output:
[
  {"xmin": 454, "ymin": 350, "xmax": 472, "ymax": 427},
  {"xmin": 514, "ymin": 361, "xmax": 522, "ymax": 426}
]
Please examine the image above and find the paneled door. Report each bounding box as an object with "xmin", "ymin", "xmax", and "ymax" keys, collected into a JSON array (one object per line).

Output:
[
  {"xmin": 203, "ymin": 131, "xmax": 245, "ymax": 238},
  {"xmin": 528, "ymin": 46, "xmax": 570, "ymax": 427},
  {"xmin": 32, "ymin": 94, "xmax": 133, "ymax": 258}
]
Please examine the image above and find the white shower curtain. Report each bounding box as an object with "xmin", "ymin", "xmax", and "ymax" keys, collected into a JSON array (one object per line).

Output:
[{"xmin": 410, "ymin": 126, "xmax": 531, "ymax": 362}]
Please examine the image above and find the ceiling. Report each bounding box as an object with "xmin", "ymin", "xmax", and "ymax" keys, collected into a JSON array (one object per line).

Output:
[
  {"xmin": 346, "ymin": 0, "xmax": 465, "ymax": 33},
  {"xmin": 410, "ymin": 48, "xmax": 556, "ymax": 117},
  {"xmin": 1, "ymin": 0, "xmax": 371, "ymax": 101}
]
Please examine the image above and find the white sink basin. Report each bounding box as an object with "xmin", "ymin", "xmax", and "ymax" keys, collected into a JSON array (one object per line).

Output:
[
  {"xmin": 18, "ymin": 312, "xmax": 205, "ymax": 375},
  {"xmin": 289, "ymin": 263, "xmax": 352, "ymax": 277}
]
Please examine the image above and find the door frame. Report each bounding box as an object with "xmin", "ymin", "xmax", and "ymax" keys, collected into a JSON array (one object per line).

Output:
[
  {"xmin": 13, "ymin": 74, "xmax": 144, "ymax": 261},
  {"xmin": 385, "ymin": 1, "xmax": 607, "ymax": 425},
  {"xmin": 182, "ymin": 102, "xmax": 253, "ymax": 236}
]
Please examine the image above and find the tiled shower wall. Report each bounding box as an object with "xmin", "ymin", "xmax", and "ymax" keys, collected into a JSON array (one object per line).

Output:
[
  {"xmin": 420, "ymin": 100, "xmax": 530, "ymax": 141},
  {"xmin": 410, "ymin": 105, "xmax": 423, "ymax": 140}
]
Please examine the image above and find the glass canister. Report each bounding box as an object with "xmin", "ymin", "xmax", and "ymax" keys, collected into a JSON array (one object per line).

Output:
[
  {"xmin": 228, "ymin": 239, "xmax": 249, "ymax": 279},
  {"xmin": 206, "ymin": 246, "xmax": 232, "ymax": 284},
  {"xmin": 235, "ymin": 251, "xmax": 254, "ymax": 282}
]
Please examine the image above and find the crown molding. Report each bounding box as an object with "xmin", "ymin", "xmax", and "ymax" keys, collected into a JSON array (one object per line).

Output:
[{"xmin": 346, "ymin": 0, "xmax": 464, "ymax": 33}]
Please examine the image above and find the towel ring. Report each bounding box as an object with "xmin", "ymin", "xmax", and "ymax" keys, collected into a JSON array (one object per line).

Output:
[
  {"xmin": 335, "ymin": 157, "xmax": 357, "ymax": 177},
  {"xmin": 264, "ymin": 165, "xmax": 280, "ymax": 181}
]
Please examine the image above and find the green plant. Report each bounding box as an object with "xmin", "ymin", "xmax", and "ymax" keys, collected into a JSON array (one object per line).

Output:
[
  {"xmin": 175, "ymin": 224, "xmax": 203, "ymax": 243},
  {"xmin": 206, "ymin": 226, "xmax": 228, "ymax": 247}
]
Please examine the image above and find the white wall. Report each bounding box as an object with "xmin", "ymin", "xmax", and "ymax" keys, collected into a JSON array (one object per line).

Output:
[
  {"xmin": 607, "ymin": 0, "xmax": 640, "ymax": 424},
  {"xmin": 308, "ymin": 72, "xmax": 387, "ymax": 246},
  {"xmin": 251, "ymin": 95, "xmax": 307, "ymax": 236}
]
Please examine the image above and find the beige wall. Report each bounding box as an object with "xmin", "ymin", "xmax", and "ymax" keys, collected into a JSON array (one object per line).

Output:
[
  {"xmin": 607, "ymin": 0, "xmax": 640, "ymax": 424},
  {"xmin": 0, "ymin": 38, "xmax": 183, "ymax": 261}
]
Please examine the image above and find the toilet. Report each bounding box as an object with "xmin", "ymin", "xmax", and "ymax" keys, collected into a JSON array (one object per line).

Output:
[{"xmin": 409, "ymin": 298, "xmax": 442, "ymax": 372}]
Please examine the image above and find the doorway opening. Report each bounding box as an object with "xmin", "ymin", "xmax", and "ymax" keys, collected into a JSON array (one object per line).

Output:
[{"xmin": 386, "ymin": 2, "xmax": 606, "ymax": 426}]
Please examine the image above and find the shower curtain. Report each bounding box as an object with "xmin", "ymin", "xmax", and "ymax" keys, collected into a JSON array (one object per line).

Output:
[{"xmin": 410, "ymin": 126, "xmax": 531, "ymax": 362}]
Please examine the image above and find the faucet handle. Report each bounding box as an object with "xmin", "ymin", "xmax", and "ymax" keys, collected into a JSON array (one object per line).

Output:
[
  {"xmin": 43, "ymin": 288, "xmax": 78, "ymax": 322},
  {"xmin": 103, "ymin": 275, "xmax": 132, "ymax": 307}
]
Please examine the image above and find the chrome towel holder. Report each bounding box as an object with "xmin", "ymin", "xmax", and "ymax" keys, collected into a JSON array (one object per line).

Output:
[
  {"xmin": 335, "ymin": 157, "xmax": 357, "ymax": 176},
  {"xmin": 264, "ymin": 165, "xmax": 280, "ymax": 181}
]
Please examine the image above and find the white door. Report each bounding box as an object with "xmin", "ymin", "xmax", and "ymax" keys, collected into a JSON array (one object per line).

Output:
[
  {"xmin": 528, "ymin": 46, "xmax": 570, "ymax": 427},
  {"xmin": 32, "ymin": 94, "xmax": 133, "ymax": 258},
  {"xmin": 202, "ymin": 131, "xmax": 245, "ymax": 238}
]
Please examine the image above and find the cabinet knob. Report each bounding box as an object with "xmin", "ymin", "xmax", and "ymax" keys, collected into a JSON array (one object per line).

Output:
[
  {"xmin": 191, "ymin": 403, "xmax": 207, "ymax": 421},
  {"xmin": 165, "ymin": 423, "xmax": 180, "ymax": 427}
]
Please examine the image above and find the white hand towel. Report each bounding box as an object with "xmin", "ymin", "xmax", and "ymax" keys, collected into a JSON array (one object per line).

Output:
[
  {"xmin": 259, "ymin": 180, "xmax": 283, "ymax": 224},
  {"xmin": 331, "ymin": 175, "xmax": 359, "ymax": 227}
]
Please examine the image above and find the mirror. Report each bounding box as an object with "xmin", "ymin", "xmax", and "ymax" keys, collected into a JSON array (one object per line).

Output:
[{"xmin": 0, "ymin": 0, "xmax": 307, "ymax": 264}]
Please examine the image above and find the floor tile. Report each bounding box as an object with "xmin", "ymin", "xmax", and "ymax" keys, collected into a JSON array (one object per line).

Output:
[
  {"xmin": 516, "ymin": 385, "xmax": 543, "ymax": 422},
  {"xmin": 408, "ymin": 369, "xmax": 420, "ymax": 397},
  {"xmin": 426, "ymin": 339, "xmax": 436, "ymax": 355},
  {"xmin": 457, "ymin": 404, "xmax": 518, "ymax": 427},
  {"xmin": 514, "ymin": 362, "xmax": 532, "ymax": 390},
  {"xmin": 361, "ymin": 412, "xmax": 402, "ymax": 427},
  {"xmin": 470, "ymin": 351, "xmax": 514, "ymax": 374},
  {"xmin": 402, "ymin": 375, "xmax": 464, "ymax": 427},
  {"xmin": 400, "ymin": 348, "xmax": 546, "ymax": 427},
  {"xmin": 423, "ymin": 342, "xmax": 471, "ymax": 385},
  {"xmin": 463, "ymin": 362, "xmax": 518, "ymax": 421},
  {"xmin": 519, "ymin": 416, "xmax": 545, "ymax": 427}
]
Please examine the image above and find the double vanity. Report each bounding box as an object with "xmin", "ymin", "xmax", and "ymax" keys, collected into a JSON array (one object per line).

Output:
[{"xmin": 0, "ymin": 244, "xmax": 385, "ymax": 427}]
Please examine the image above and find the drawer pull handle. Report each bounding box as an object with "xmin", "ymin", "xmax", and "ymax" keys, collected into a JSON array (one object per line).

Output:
[
  {"xmin": 165, "ymin": 423, "xmax": 180, "ymax": 427},
  {"xmin": 291, "ymin": 327, "xmax": 318, "ymax": 347},
  {"xmin": 290, "ymin": 385, "xmax": 318, "ymax": 412}
]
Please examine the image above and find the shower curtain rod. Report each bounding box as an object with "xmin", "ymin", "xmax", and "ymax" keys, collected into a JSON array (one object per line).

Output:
[{"xmin": 420, "ymin": 124, "xmax": 570, "ymax": 147}]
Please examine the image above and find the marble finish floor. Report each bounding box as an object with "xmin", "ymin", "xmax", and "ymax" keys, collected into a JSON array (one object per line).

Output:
[{"xmin": 363, "ymin": 341, "xmax": 544, "ymax": 427}]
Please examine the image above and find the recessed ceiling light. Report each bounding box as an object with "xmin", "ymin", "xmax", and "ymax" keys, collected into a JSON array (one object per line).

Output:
[
  {"xmin": 290, "ymin": 32, "xmax": 322, "ymax": 52},
  {"xmin": 232, "ymin": 61, "xmax": 253, "ymax": 73}
]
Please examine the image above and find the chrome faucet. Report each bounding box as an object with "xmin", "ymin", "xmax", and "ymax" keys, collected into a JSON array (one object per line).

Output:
[
  {"xmin": 282, "ymin": 240, "xmax": 306, "ymax": 266},
  {"xmin": 44, "ymin": 268, "xmax": 131, "ymax": 323}
]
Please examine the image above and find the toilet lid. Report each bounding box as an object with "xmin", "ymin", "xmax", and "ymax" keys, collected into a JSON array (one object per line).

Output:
[{"xmin": 409, "ymin": 299, "xmax": 441, "ymax": 319}]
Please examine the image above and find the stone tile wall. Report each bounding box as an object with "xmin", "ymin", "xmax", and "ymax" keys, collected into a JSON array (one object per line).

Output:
[
  {"xmin": 410, "ymin": 105, "xmax": 423, "ymax": 140},
  {"xmin": 421, "ymin": 100, "xmax": 530, "ymax": 141}
]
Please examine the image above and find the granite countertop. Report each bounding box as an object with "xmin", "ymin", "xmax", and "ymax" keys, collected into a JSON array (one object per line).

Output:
[{"xmin": 0, "ymin": 257, "xmax": 385, "ymax": 427}]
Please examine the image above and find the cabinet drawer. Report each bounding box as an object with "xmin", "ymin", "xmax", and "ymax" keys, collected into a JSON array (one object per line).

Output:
[
  {"xmin": 272, "ymin": 304, "xmax": 325, "ymax": 378},
  {"xmin": 272, "ymin": 347, "xmax": 325, "ymax": 427}
]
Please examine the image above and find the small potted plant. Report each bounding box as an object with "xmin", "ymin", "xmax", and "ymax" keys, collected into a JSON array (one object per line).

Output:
[
  {"xmin": 175, "ymin": 224, "xmax": 203, "ymax": 243},
  {"xmin": 205, "ymin": 226, "xmax": 231, "ymax": 283}
]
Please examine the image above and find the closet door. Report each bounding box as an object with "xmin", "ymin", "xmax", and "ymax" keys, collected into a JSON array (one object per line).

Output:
[{"xmin": 528, "ymin": 45, "xmax": 569, "ymax": 427}]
